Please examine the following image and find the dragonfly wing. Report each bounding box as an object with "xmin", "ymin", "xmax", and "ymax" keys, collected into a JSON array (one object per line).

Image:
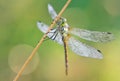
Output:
[
  {"xmin": 70, "ymin": 28, "xmax": 114, "ymax": 42},
  {"xmin": 48, "ymin": 4, "xmax": 57, "ymax": 20},
  {"xmin": 68, "ymin": 37, "xmax": 103, "ymax": 59},
  {"xmin": 52, "ymin": 33, "xmax": 63, "ymax": 45},
  {"xmin": 37, "ymin": 21, "xmax": 63, "ymax": 45},
  {"xmin": 37, "ymin": 21, "xmax": 50, "ymax": 33}
]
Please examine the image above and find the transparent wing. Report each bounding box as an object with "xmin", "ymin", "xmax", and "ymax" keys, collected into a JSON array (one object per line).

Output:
[
  {"xmin": 68, "ymin": 37, "xmax": 103, "ymax": 59},
  {"xmin": 70, "ymin": 28, "xmax": 114, "ymax": 42},
  {"xmin": 48, "ymin": 4, "xmax": 57, "ymax": 20},
  {"xmin": 37, "ymin": 21, "xmax": 63, "ymax": 45}
]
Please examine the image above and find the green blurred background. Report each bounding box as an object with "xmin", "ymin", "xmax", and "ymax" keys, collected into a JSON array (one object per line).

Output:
[{"xmin": 0, "ymin": 0, "xmax": 120, "ymax": 81}]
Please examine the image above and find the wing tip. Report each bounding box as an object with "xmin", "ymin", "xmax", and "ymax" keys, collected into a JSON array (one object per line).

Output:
[
  {"xmin": 48, "ymin": 3, "xmax": 52, "ymax": 9},
  {"xmin": 96, "ymin": 49, "xmax": 103, "ymax": 59},
  {"xmin": 107, "ymin": 32, "xmax": 115, "ymax": 41},
  {"xmin": 97, "ymin": 49, "xmax": 102, "ymax": 53},
  {"xmin": 37, "ymin": 20, "xmax": 41, "ymax": 23},
  {"xmin": 37, "ymin": 21, "xmax": 41, "ymax": 26},
  {"xmin": 107, "ymin": 32, "xmax": 112, "ymax": 34},
  {"xmin": 98, "ymin": 56, "xmax": 103, "ymax": 59},
  {"xmin": 48, "ymin": 3, "xmax": 51, "ymax": 6},
  {"xmin": 37, "ymin": 21, "xmax": 45, "ymax": 29},
  {"xmin": 103, "ymin": 32, "xmax": 114, "ymax": 42}
]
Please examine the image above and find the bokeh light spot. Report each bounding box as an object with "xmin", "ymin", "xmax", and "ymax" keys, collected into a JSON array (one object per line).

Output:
[
  {"xmin": 103, "ymin": 0, "xmax": 120, "ymax": 16},
  {"xmin": 8, "ymin": 44, "xmax": 39, "ymax": 75}
]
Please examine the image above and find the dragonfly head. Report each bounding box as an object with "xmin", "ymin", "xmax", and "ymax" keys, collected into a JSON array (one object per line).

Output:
[
  {"xmin": 56, "ymin": 17, "xmax": 69, "ymax": 28},
  {"xmin": 60, "ymin": 17, "xmax": 69, "ymax": 28},
  {"xmin": 61, "ymin": 17, "xmax": 67, "ymax": 22}
]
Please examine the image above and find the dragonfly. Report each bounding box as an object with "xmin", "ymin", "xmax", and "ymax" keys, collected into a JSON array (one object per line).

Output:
[{"xmin": 37, "ymin": 4, "xmax": 114, "ymax": 75}]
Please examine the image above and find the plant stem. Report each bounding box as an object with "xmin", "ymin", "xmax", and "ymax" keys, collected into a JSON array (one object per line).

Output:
[{"xmin": 13, "ymin": 0, "xmax": 71, "ymax": 81}]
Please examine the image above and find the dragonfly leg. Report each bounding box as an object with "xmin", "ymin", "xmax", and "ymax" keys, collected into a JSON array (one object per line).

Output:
[{"xmin": 44, "ymin": 29, "xmax": 58, "ymax": 41}]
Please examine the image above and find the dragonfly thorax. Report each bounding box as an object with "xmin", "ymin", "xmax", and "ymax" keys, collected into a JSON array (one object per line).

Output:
[{"xmin": 57, "ymin": 17, "xmax": 69, "ymax": 37}]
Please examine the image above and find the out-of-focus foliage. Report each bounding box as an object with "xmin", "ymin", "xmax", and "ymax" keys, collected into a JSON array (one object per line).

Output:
[{"xmin": 0, "ymin": 0, "xmax": 120, "ymax": 81}]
